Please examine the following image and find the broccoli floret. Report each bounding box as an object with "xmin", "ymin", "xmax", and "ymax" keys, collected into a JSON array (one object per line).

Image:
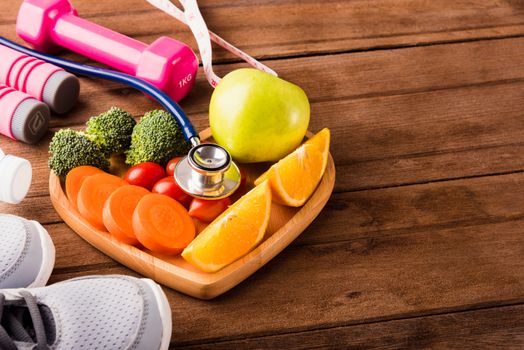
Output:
[
  {"xmin": 49, "ymin": 129, "xmax": 110, "ymax": 177},
  {"xmin": 86, "ymin": 107, "xmax": 136, "ymax": 156},
  {"xmin": 125, "ymin": 110, "xmax": 190, "ymax": 166}
]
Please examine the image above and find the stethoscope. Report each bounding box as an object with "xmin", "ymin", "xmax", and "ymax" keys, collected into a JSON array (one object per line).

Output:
[{"xmin": 0, "ymin": 37, "xmax": 241, "ymax": 200}]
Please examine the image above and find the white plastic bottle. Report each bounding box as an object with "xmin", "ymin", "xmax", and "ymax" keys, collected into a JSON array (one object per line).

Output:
[{"xmin": 0, "ymin": 148, "xmax": 32, "ymax": 204}]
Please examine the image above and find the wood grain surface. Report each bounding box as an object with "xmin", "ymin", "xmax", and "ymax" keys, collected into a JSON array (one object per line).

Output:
[{"xmin": 1, "ymin": 0, "xmax": 524, "ymax": 348}]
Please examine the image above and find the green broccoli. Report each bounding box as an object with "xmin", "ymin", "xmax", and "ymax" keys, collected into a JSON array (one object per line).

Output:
[
  {"xmin": 48, "ymin": 129, "xmax": 110, "ymax": 177},
  {"xmin": 125, "ymin": 110, "xmax": 190, "ymax": 166},
  {"xmin": 86, "ymin": 107, "xmax": 136, "ymax": 156}
]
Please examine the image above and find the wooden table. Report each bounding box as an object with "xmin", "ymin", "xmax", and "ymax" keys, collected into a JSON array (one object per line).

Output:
[{"xmin": 1, "ymin": 1, "xmax": 524, "ymax": 348}]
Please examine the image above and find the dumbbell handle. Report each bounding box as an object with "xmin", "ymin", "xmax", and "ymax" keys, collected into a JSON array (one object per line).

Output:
[
  {"xmin": 0, "ymin": 44, "xmax": 59, "ymax": 97},
  {"xmin": 0, "ymin": 84, "xmax": 33, "ymax": 139},
  {"xmin": 52, "ymin": 14, "xmax": 145, "ymax": 75}
]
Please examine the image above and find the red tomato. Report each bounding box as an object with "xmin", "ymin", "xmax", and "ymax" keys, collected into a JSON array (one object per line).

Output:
[
  {"xmin": 239, "ymin": 167, "xmax": 247, "ymax": 189},
  {"xmin": 124, "ymin": 162, "xmax": 166, "ymax": 190},
  {"xmin": 189, "ymin": 197, "xmax": 231, "ymax": 222},
  {"xmin": 152, "ymin": 177, "xmax": 192, "ymax": 208},
  {"xmin": 166, "ymin": 157, "xmax": 183, "ymax": 176}
]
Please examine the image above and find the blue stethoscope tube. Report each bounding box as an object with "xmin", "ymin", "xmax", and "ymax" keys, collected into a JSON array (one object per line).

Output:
[{"xmin": 0, "ymin": 36, "xmax": 200, "ymax": 144}]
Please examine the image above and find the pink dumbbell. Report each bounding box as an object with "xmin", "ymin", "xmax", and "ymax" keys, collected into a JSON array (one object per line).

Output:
[
  {"xmin": 0, "ymin": 84, "xmax": 50, "ymax": 144},
  {"xmin": 16, "ymin": 0, "xmax": 199, "ymax": 102},
  {"xmin": 0, "ymin": 44, "xmax": 79, "ymax": 114}
]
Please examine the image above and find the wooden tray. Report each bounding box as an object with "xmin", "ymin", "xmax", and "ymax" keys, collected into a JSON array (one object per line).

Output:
[{"xmin": 49, "ymin": 129, "xmax": 336, "ymax": 299}]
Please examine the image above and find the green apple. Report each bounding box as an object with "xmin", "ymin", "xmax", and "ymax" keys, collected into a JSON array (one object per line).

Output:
[{"xmin": 209, "ymin": 68, "xmax": 310, "ymax": 163}]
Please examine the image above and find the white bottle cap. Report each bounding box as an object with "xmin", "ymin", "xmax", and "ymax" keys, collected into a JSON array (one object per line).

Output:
[{"xmin": 0, "ymin": 152, "xmax": 32, "ymax": 204}]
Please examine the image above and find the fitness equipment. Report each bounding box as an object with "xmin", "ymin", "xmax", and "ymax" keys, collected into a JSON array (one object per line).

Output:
[
  {"xmin": 16, "ymin": 0, "xmax": 199, "ymax": 102},
  {"xmin": 0, "ymin": 44, "xmax": 79, "ymax": 114},
  {"xmin": 0, "ymin": 84, "xmax": 50, "ymax": 144}
]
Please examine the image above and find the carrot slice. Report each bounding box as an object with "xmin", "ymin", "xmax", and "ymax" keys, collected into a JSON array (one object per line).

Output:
[
  {"xmin": 77, "ymin": 173, "xmax": 126, "ymax": 230},
  {"xmin": 65, "ymin": 166, "xmax": 104, "ymax": 210},
  {"xmin": 103, "ymin": 185, "xmax": 149, "ymax": 245},
  {"xmin": 133, "ymin": 193, "xmax": 195, "ymax": 255}
]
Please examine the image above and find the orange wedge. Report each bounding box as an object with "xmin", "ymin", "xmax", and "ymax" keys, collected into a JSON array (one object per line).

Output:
[
  {"xmin": 182, "ymin": 181, "xmax": 272, "ymax": 273},
  {"xmin": 255, "ymin": 128, "xmax": 330, "ymax": 207},
  {"xmin": 306, "ymin": 128, "xmax": 331, "ymax": 168}
]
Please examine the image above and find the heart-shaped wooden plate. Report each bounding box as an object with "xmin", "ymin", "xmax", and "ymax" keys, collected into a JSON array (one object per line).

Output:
[{"xmin": 49, "ymin": 129, "xmax": 336, "ymax": 299}]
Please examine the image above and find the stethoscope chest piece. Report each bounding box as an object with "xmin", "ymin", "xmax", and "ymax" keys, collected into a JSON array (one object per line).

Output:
[{"xmin": 174, "ymin": 143, "xmax": 241, "ymax": 199}]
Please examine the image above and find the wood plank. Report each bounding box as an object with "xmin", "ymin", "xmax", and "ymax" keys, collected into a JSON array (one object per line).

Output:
[
  {"xmin": 43, "ymin": 223, "xmax": 116, "ymax": 273},
  {"xmin": 177, "ymin": 304, "xmax": 524, "ymax": 349},
  {"xmin": 312, "ymin": 82, "xmax": 524, "ymax": 162},
  {"xmin": 300, "ymin": 172, "xmax": 524, "ymax": 245},
  {"xmin": 44, "ymin": 218, "xmax": 524, "ymax": 344},
  {"xmin": 2, "ymin": 1, "xmax": 524, "ymax": 61},
  {"xmin": 338, "ymin": 143, "xmax": 524, "ymax": 191},
  {"xmin": 323, "ymin": 83, "xmax": 524, "ymax": 190}
]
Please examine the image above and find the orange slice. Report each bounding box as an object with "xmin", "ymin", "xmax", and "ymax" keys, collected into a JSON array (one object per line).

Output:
[
  {"xmin": 255, "ymin": 128, "xmax": 330, "ymax": 207},
  {"xmin": 181, "ymin": 181, "xmax": 272, "ymax": 273},
  {"xmin": 305, "ymin": 128, "xmax": 331, "ymax": 169}
]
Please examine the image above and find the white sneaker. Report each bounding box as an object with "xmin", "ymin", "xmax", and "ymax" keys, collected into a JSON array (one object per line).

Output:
[
  {"xmin": 0, "ymin": 275, "xmax": 172, "ymax": 349},
  {"xmin": 0, "ymin": 214, "xmax": 55, "ymax": 289}
]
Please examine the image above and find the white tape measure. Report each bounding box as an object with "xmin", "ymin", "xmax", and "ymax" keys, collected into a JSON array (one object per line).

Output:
[{"xmin": 145, "ymin": 0, "xmax": 278, "ymax": 87}]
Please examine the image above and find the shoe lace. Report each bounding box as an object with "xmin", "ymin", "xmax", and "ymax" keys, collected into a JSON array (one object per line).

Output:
[{"xmin": 0, "ymin": 292, "xmax": 49, "ymax": 350}]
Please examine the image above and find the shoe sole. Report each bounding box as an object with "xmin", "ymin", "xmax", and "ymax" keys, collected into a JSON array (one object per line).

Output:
[
  {"xmin": 141, "ymin": 278, "xmax": 173, "ymax": 350},
  {"xmin": 28, "ymin": 221, "xmax": 55, "ymax": 288}
]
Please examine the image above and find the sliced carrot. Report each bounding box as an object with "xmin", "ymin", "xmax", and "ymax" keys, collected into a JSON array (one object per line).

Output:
[
  {"xmin": 132, "ymin": 193, "xmax": 195, "ymax": 255},
  {"xmin": 77, "ymin": 173, "xmax": 126, "ymax": 231},
  {"xmin": 103, "ymin": 185, "xmax": 150, "ymax": 245},
  {"xmin": 65, "ymin": 166, "xmax": 103, "ymax": 210}
]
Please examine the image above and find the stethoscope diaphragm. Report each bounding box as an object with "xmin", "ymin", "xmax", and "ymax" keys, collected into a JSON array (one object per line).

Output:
[{"xmin": 175, "ymin": 143, "xmax": 241, "ymax": 199}]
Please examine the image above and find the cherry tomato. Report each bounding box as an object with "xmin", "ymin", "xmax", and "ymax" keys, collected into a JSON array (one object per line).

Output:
[
  {"xmin": 124, "ymin": 162, "xmax": 165, "ymax": 190},
  {"xmin": 152, "ymin": 177, "xmax": 192, "ymax": 208},
  {"xmin": 166, "ymin": 157, "xmax": 183, "ymax": 176},
  {"xmin": 239, "ymin": 167, "xmax": 247, "ymax": 189},
  {"xmin": 189, "ymin": 197, "xmax": 231, "ymax": 222}
]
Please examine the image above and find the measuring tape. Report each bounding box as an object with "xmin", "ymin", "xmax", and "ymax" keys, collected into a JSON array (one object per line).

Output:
[{"xmin": 145, "ymin": 0, "xmax": 278, "ymax": 87}]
